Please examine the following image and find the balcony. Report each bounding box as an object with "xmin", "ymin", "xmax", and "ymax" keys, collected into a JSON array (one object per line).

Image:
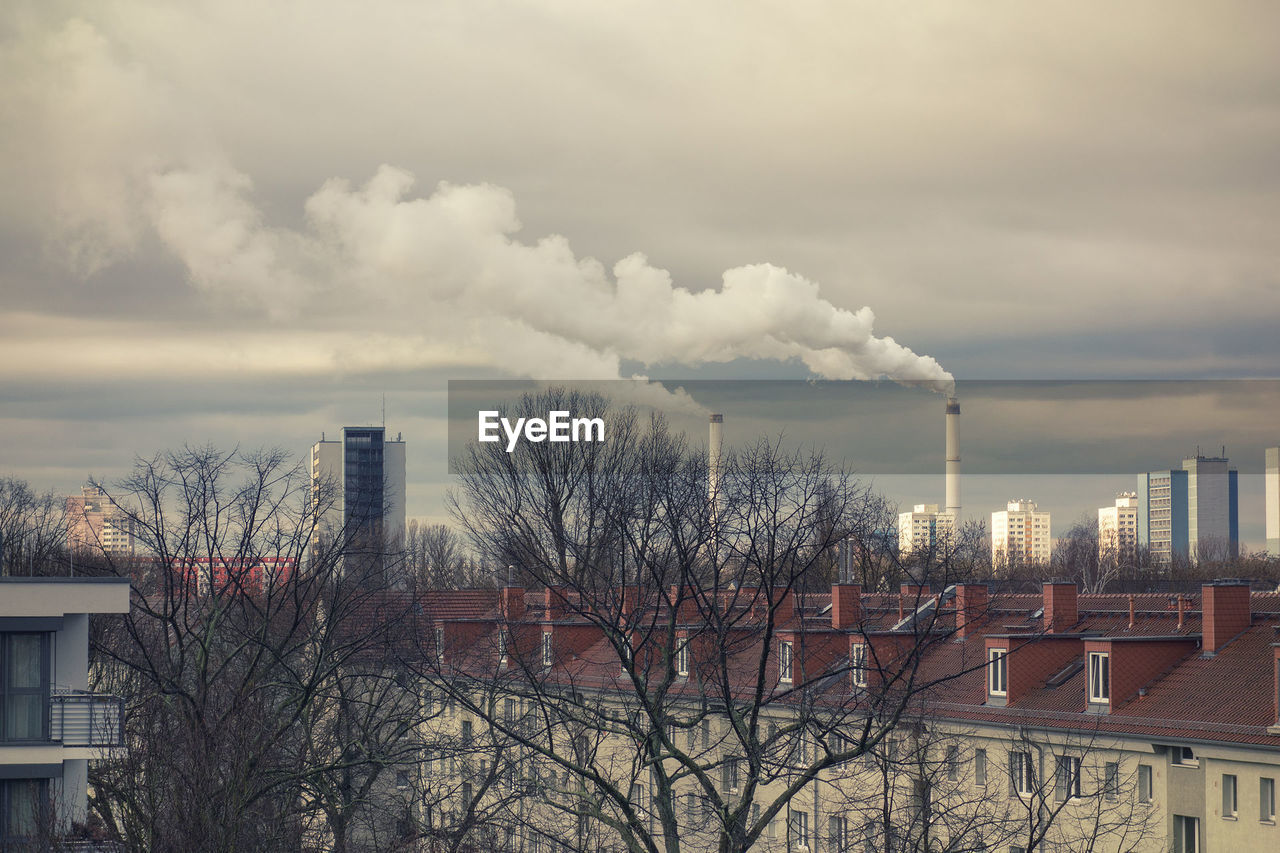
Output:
[{"xmin": 49, "ymin": 691, "xmax": 124, "ymax": 747}]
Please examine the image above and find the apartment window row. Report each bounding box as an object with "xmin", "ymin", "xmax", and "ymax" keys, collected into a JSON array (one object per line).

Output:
[{"xmin": 1222, "ymin": 773, "xmax": 1275, "ymax": 823}]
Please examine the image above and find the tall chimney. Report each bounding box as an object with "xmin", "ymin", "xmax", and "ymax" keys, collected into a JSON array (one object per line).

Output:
[
  {"xmin": 945, "ymin": 397, "xmax": 961, "ymax": 520},
  {"xmin": 709, "ymin": 413, "xmax": 723, "ymax": 502}
]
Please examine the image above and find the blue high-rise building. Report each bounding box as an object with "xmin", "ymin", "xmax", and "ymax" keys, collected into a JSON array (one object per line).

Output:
[{"xmin": 1137, "ymin": 455, "xmax": 1238, "ymax": 565}]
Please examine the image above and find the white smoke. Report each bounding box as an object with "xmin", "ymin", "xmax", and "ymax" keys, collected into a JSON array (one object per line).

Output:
[
  {"xmin": 4, "ymin": 18, "xmax": 955, "ymax": 395},
  {"xmin": 147, "ymin": 163, "xmax": 955, "ymax": 391}
]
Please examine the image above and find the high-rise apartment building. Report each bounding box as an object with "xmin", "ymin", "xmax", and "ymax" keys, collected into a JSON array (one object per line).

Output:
[
  {"xmin": 991, "ymin": 500, "xmax": 1051, "ymax": 567},
  {"xmin": 1098, "ymin": 492, "xmax": 1139, "ymax": 564},
  {"xmin": 1183, "ymin": 454, "xmax": 1238, "ymax": 561},
  {"xmin": 1136, "ymin": 468, "xmax": 1187, "ymax": 564},
  {"xmin": 1266, "ymin": 447, "xmax": 1279, "ymax": 556},
  {"xmin": 1137, "ymin": 455, "xmax": 1238, "ymax": 564},
  {"xmin": 311, "ymin": 427, "xmax": 406, "ymax": 566},
  {"xmin": 897, "ymin": 504, "xmax": 954, "ymax": 556},
  {"xmin": 64, "ymin": 484, "xmax": 135, "ymax": 556}
]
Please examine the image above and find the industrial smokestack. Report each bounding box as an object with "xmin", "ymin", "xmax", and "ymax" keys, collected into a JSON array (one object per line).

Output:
[
  {"xmin": 945, "ymin": 397, "xmax": 961, "ymax": 520},
  {"xmin": 709, "ymin": 413, "xmax": 723, "ymax": 502}
]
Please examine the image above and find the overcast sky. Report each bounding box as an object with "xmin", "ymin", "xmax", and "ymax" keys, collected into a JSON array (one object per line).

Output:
[{"xmin": 2, "ymin": 2, "xmax": 1278, "ymax": 546}]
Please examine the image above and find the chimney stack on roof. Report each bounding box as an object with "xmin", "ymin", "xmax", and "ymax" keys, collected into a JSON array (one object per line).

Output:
[
  {"xmin": 1043, "ymin": 581, "xmax": 1078, "ymax": 633},
  {"xmin": 1202, "ymin": 579, "xmax": 1252, "ymax": 655},
  {"xmin": 501, "ymin": 585, "xmax": 526, "ymax": 622},
  {"xmin": 544, "ymin": 586, "xmax": 569, "ymax": 622},
  {"xmin": 831, "ymin": 583, "xmax": 861, "ymax": 630},
  {"xmin": 954, "ymin": 584, "xmax": 988, "ymax": 640}
]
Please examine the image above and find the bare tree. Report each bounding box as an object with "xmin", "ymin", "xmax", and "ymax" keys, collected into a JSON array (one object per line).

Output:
[
  {"xmin": 995, "ymin": 726, "xmax": 1158, "ymax": 853},
  {"xmin": 86, "ymin": 446, "xmax": 431, "ymax": 853},
  {"xmin": 0, "ymin": 475, "xmax": 67, "ymax": 576},
  {"xmin": 419, "ymin": 388, "xmax": 988, "ymax": 853}
]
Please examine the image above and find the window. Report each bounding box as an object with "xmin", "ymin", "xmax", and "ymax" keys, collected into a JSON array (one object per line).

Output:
[
  {"xmin": 0, "ymin": 779, "xmax": 49, "ymax": 844},
  {"xmin": 497, "ymin": 629, "xmax": 507, "ymax": 665},
  {"xmin": 1223, "ymin": 773, "xmax": 1238, "ymax": 818},
  {"xmin": 1104, "ymin": 762, "xmax": 1119, "ymax": 801},
  {"xmin": 1262, "ymin": 777, "xmax": 1276, "ymax": 822},
  {"xmin": 461, "ymin": 719, "xmax": 473, "ymax": 747},
  {"xmin": 542, "ymin": 632, "xmax": 553, "ymax": 668},
  {"xmin": 946, "ymin": 745, "xmax": 959, "ymax": 781},
  {"xmin": 1, "ymin": 633, "xmax": 51, "ymax": 741},
  {"xmin": 780, "ymin": 640, "xmax": 794, "ymax": 683},
  {"xmin": 720, "ymin": 757, "xmax": 740, "ymax": 794},
  {"xmin": 676, "ymin": 638, "xmax": 689, "ymax": 677},
  {"xmin": 504, "ymin": 698, "xmax": 518, "ymax": 724},
  {"xmin": 1088, "ymin": 651, "xmax": 1110, "ymax": 703},
  {"xmin": 461, "ymin": 782, "xmax": 473, "ymax": 810},
  {"xmin": 1173, "ymin": 746, "xmax": 1198, "ymax": 767},
  {"xmin": 988, "ymin": 648, "xmax": 1007, "ymax": 697},
  {"xmin": 1010, "ymin": 751, "xmax": 1034, "ymax": 796},
  {"xmin": 830, "ymin": 814, "xmax": 851, "ymax": 851},
  {"xmin": 790, "ymin": 810, "xmax": 810, "ymax": 847},
  {"xmin": 975, "ymin": 748, "xmax": 988, "ymax": 786},
  {"xmin": 1138, "ymin": 764, "xmax": 1152, "ymax": 803},
  {"xmin": 701, "ymin": 719, "xmax": 710, "ymax": 749},
  {"xmin": 1173, "ymin": 814, "xmax": 1199, "ymax": 853},
  {"xmin": 436, "ymin": 626, "xmax": 445, "ymax": 664},
  {"xmin": 852, "ymin": 643, "xmax": 868, "ymax": 688},
  {"xmin": 395, "ymin": 770, "xmax": 410, "ymax": 790},
  {"xmin": 1055, "ymin": 755, "xmax": 1081, "ymax": 801}
]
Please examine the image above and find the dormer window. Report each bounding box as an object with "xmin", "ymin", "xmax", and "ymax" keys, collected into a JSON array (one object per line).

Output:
[
  {"xmin": 988, "ymin": 648, "xmax": 1007, "ymax": 697},
  {"xmin": 541, "ymin": 632, "xmax": 553, "ymax": 668},
  {"xmin": 435, "ymin": 626, "xmax": 445, "ymax": 664},
  {"xmin": 1173, "ymin": 745, "xmax": 1198, "ymax": 767},
  {"xmin": 779, "ymin": 640, "xmax": 794, "ymax": 683},
  {"xmin": 676, "ymin": 638, "xmax": 689, "ymax": 678},
  {"xmin": 851, "ymin": 642, "xmax": 868, "ymax": 688},
  {"xmin": 1088, "ymin": 652, "xmax": 1110, "ymax": 703},
  {"xmin": 498, "ymin": 629, "xmax": 507, "ymax": 666}
]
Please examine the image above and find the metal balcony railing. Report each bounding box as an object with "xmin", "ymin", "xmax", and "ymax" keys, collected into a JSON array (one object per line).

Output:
[{"xmin": 49, "ymin": 691, "xmax": 124, "ymax": 747}]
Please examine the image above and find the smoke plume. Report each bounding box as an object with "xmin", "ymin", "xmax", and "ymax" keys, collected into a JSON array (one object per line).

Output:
[{"xmin": 4, "ymin": 18, "xmax": 953, "ymax": 393}]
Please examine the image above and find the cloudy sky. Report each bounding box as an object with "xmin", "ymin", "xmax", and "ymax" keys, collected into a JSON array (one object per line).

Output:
[{"xmin": 2, "ymin": 2, "xmax": 1278, "ymax": 543}]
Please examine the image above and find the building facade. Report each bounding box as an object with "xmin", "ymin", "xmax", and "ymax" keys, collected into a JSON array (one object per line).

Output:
[
  {"xmin": 991, "ymin": 499, "xmax": 1051, "ymax": 567},
  {"xmin": 1182, "ymin": 455, "xmax": 1239, "ymax": 562},
  {"xmin": 0, "ymin": 577, "xmax": 129, "ymax": 847},
  {"xmin": 1138, "ymin": 457, "xmax": 1239, "ymax": 565},
  {"xmin": 64, "ymin": 484, "xmax": 135, "ymax": 557},
  {"xmin": 1098, "ymin": 492, "xmax": 1139, "ymax": 564},
  {"xmin": 897, "ymin": 504, "xmax": 955, "ymax": 556},
  {"xmin": 414, "ymin": 579, "xmax": 1280, "ymax": 853},
  {"xmin": 311, "ymin": 427, "xmax": 407, "ymax": 565}
]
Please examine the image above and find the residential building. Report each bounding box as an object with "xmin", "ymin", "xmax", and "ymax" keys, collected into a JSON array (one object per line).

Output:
[
  {"xmin": 416, "ymin": 578, "xmax": 1280, "ymax": 853},
  {"xmin": 1137, "ymin": 468, "xmax": 1188, "ymax": 565},
  {"xmin": 1183, "ymin": 455, "xmax": 1239, "ymax": 561},
  {"xmin": 897, "ymin": 504, "xmax": 954, "ymax": 556},
  {"xmin": 1138, "ymin": 456, "xmax": 1239, "ymax": 565},
  {"xmin": 991, "ymin": 499, "xmax": 1051, "ymax": 567},
  {"xmin": 64, "ymin": 484, "xmax": 135, "ymax": 556},
  {"xmin": 1266, "ymin": 447, "xmax": 1279, "ymax": 556},
  {"xmin": 0, "ymin": 577, "xmax": 130, "ymax": 847},
  {"xmin": 311, "ymin": 427, "xmax": 407, "ymax": 566},
  {"xmin": 1098, "ymin": 492, "xmax": 1139, "ymax": 564}
]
